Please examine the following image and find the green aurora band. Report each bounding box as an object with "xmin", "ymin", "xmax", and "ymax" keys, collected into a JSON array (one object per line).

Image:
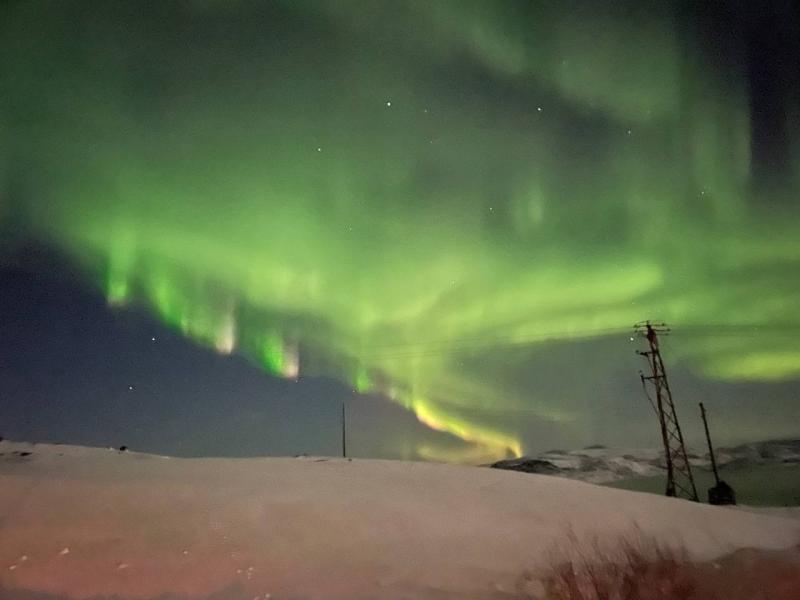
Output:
[{"xmin": 2, "ymin": 1, "xmax": 800, "ymax": 461}]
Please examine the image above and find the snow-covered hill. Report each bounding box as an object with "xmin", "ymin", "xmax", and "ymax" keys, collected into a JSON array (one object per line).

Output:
[
  {"xmin": 1, "ymin": 440, "xmax": 798, "ymax": 599},
  {"xmin": 713, "ymin": 438, "xmax": 800, "ymax": 468},
  {"xmin": 491, "ymin": 439, "xmax": 800, "ymax": 484}
]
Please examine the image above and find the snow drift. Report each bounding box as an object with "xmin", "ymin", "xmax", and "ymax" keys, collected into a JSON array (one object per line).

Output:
[{"xmin": 0, "ymin": 440, "xmax": 798, "ymax": 599}]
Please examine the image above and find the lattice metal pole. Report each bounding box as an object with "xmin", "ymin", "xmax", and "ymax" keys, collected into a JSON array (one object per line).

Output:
[{"xmin": 635, "ymin": 321, "xmax": 698, "ymax": 501}]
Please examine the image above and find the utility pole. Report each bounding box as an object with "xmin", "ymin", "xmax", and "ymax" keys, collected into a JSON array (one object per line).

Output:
[
  {"xmin": 699, "ymin": 403, "xmax": 720, "ymax": 483},
  {"xmin": 635, "ymin": 321, "xmax": 698, "ymax": 501},
  {"xmin": 341, "ymin": 401, "xmax": 347, "ymax": 458},
  {"xmin": 699, "ymin": 402, "xmax": 736, "ymax": 505}
]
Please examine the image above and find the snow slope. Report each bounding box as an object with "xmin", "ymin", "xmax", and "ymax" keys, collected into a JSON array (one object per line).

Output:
[{"xmin": 1, "ymin": 440, "xmax": 798, "ymax": 600}]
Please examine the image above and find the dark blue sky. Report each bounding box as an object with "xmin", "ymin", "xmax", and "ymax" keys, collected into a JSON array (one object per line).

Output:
[{"xmin": 0, "ymin": 248, "xmax": 463, "ymax": 459}]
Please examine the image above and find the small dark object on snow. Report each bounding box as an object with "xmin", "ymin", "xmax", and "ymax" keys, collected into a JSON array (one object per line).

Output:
[
  {"xmin": 708, "ymin": 480, "xmax": 736, "ymax": 505},
  {"xmin": 18, "ymin": 451, "xmax": 32, "ymax": 457},
  {"xmin": 119, "ymin": 445, "xmax": 128, "ymax": 452}
]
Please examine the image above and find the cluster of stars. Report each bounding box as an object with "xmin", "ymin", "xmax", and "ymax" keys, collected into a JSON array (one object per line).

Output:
[{"xmin": 313, "ymin": 99, "xmax": 441, "ymax": 153}]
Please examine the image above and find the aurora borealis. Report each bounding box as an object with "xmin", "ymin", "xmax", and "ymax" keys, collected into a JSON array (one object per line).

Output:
[{"xmin": 2, "ymin": 1, "xmax": 800, "ymax": 462}]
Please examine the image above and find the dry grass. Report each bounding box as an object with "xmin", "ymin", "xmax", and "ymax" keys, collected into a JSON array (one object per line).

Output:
[{"xmin": 517, "ymin": 529, "xmax": 800, "ymax": 600}]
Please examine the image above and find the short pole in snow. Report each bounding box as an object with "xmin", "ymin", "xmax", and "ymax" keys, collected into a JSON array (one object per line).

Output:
[
  {"xmin": 342, "ymin": 401, "xmax": 347, "ymax": 458},
  {"xmin": 699, "ymin": 402, "xmax": 737, "ymax": 505}
]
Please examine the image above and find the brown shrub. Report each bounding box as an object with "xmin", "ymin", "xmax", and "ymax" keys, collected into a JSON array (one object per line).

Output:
[{"xmin": 519, "ymin": 530, "xmax": 800, "ymax": 600}]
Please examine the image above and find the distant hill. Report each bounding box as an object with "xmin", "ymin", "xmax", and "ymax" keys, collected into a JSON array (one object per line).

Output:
[{"xmin": 491, "ymin": 438, "xmax": 800, "ymax": 484}]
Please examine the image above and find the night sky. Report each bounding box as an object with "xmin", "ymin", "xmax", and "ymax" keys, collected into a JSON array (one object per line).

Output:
[{"xmin": 1, "ymin": 1, "xmax": 799, "ymax": 463}]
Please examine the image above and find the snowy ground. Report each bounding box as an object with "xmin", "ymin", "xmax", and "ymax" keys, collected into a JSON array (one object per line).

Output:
[{"xmin": 1, "ymin": 441, "xmax": 799, "ymax": 600}]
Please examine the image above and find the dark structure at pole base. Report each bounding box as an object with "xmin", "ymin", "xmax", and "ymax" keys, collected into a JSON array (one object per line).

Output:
[{"xmin": 708, "ymin": 480, "xmax": 737, "ymax": 506}]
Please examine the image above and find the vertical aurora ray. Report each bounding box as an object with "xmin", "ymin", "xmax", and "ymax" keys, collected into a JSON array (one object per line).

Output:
[{"xmin": 2, "ymin": 1, "xmax": 800, "ymax": 461}]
